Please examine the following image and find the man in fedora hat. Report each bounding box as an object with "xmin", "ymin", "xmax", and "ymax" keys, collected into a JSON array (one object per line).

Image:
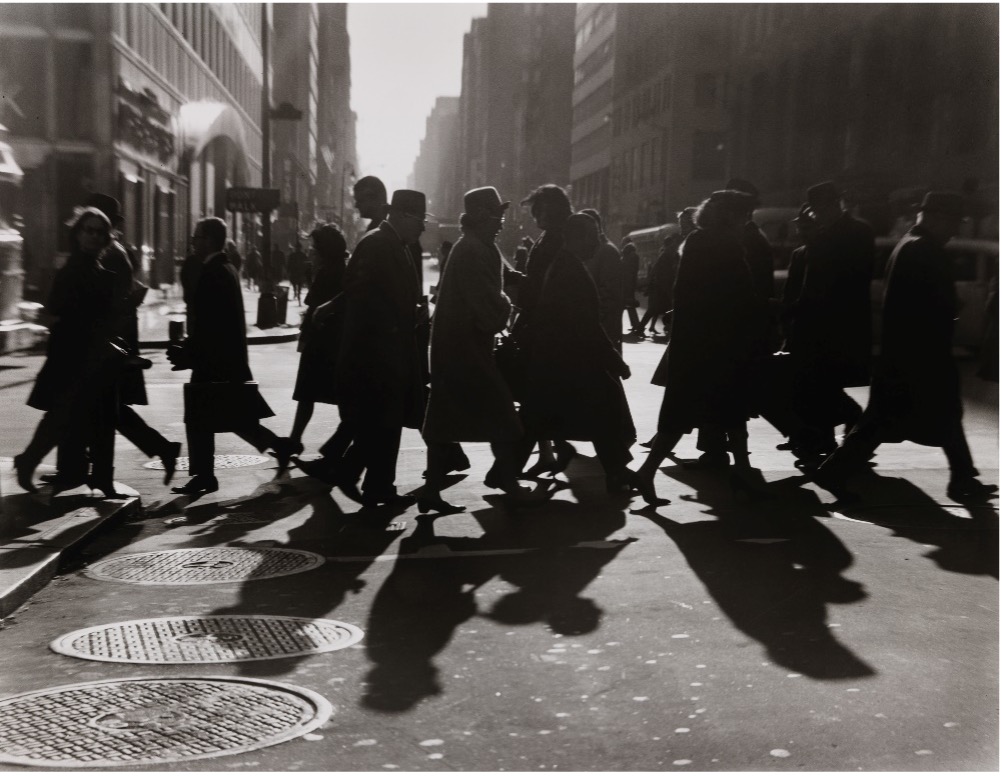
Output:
[
  {"xmin": 783, "ymin": 179, "xmax": 875, "ymax": 470},
  {"xmin": 814, "ymin": 192, "xmax": 996, "ymax": 504},
  {"xmin": 314, "ymin": 189, "xmax": 427, "ymax": 507}
]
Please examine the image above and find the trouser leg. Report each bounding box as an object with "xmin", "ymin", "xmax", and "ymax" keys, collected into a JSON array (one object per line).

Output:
[
  {"xmin": 942, "ymin": 418, "xmax": 977, "ymax": 478},
  {"xmin": 355, "ymin": 425, "xmax": 402, "ymax": 496},
  {"xmin": 117, "ymin": 404, "xmax": 171, "ymax": 458},
  {"xmin": 88, "ymin": 388, "xmax": 119, "ymax": 485},
  {"xmin": 592, "ymin": 434, "xmax": 632, "ymax": 476},
  {"xmin": 726, "ymin": 423, "xmax": 750, "ymax": 467},
  {"xmin": 424, "ymin": 441, "xmax": 452, "ymax": 492},
  {"xmin": 187, "ymin": 427, "xmax": 215, "ymax": 477},
  {"xmin": 319, "ymin": 417, "xmax": 355, "ymax": 460},
  {"xmin": 696, "ymin": 426, "xmax": 728, "ymax": 456},
  {"xmin": 21, "ymin": 404, "xmax": 72, "ymax": 467},
  {"xmin": 815, "ymin": 422, "xmax": 882, "ymax": 485},
  {"xmin": 235, "ymin": 422, "xmax": 278, "ymax": 454},
  {"xmin": 625, "ymin": 307, "xmax": 640, "ymax": 329}
]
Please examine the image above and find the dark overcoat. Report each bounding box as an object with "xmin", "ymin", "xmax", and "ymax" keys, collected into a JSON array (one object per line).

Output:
[
  {"xmin": 656, "ymin": 228, "xmax": 769, "ymax": 432},
  {"xmin": 101, "ymin": 240, "xmax": 148, "ymax": 405},
  {"xmin": 334, "ymin": 222, "xmax": 424, "ymax": 429},
  {"xmin": 27, "ymin": 252, "xmax": 116, "ymax": 411},
  {"xmin": 188, "ymin": 252, "xmax": 253, "ymax": 384},
  {"xmin": 512, "ymin": 228, "xmax": 562, "ymax": 342},
  {"xmin": 422, "ymin": 232, "xmax": 521, "ymax": 443},
  {"xmin": 743, "ymin": 221, "xmax": 775, "ymax": 301},
  {"xmin": 648, "ymin": 235, "xmax": 681, "ymax": 314},
  {"xmin": 786, "ymin": 212, "xmax": 875, "ymax": 386},
  {"xmin": 293, "ymin": 254, "xmax": 345, "ymax": 404},
  {"xmin": 583, "ymin": 239, "xmax": 624, "ymax": 347},
  {"xmin": 522, "ymin": 248, "xmax": 635, "ymax": 444},
  {"xmin": 858, "ymin": 226, "xmax": 963, "ymax": 446}
]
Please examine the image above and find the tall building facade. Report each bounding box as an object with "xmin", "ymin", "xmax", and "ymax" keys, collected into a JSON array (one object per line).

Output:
[
  {"xmin": 413, "ymin": 96, "xmax": 460, "ymax": 223},
  {"xmin": 609, "ymin": 4, "xmax": 733, "ymax": 240},
  {"xmin": 726, "ymin": 3, "xmax": 998, "ymax": 234},
  {"xmin": 315, "ymin": 3, "xmax": 357, "ymax": 244},
  {"xmin": 0, "ymin": 3, "xmax": 266, "ymax": 296},
  {"xmin": 569, "ymin": 3, "xmax": 616, "ymax": 220}
]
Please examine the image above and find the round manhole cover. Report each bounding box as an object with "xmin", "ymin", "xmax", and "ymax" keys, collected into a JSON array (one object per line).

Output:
[
  {"xmin": 51, "ymin": 615, "xmax": 364, "ymax": 664},
  {"xmin": 86, "ymin": 547, "xmax": 324, "ymax": 585},
  {"xmin": 144, "ymin": 454, "xmax": 270, "ymax": 471},
  {"xmin": 0, "ymin": 676, "xmax": 330, "ymax": 768}
]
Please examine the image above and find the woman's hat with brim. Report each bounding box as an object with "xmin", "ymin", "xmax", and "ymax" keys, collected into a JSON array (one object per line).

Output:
[
  {"xmin": 464, "ymin": 186, "xmax": 511, "ymax": 218},
  {"xmin": 919, "ymin": 191, "xmax": 967, "ymax": 220}
]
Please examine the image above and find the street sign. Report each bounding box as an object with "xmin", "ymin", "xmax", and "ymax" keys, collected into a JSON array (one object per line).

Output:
[{"xmin": 226, "ymin": 187, "xmax": 280, "ymax": 214}]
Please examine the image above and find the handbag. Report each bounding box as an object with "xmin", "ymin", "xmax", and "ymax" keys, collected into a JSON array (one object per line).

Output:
[
  {"xmin": 183, "ymin": 381, "xmax": 275, "ymax": 433},
  {"xmin": 494, "ymin": 331, "xmax": 527, "ymax": 401}
]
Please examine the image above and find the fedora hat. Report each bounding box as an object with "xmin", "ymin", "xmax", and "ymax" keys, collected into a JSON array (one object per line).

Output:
[
  {"xmin": 389, "ymin": 189, "xmax": 427, "ymax": 218},
  {"xmin": 464, "ymin": 186, "xmax": 510, "ymax": 217},
  {"xmin": 919, "ymin": 191, "xmax": 966, "ymax": 219},
  {"xmin": 806, "ymin": 180, "xmax": 841, "ymax": 209},
  {"xmin": 85, "ymin": 193, "xmax": 122, "ymax": 221}
]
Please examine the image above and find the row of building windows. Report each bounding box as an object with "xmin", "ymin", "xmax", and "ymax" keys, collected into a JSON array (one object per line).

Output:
[
  {"xmin": 571, "ymin": 80, "xmax": 612, "ymax": 127},
  {"xmin": 571, "ymin": 122, "xmax": 611, "ymax": 165},
  {"xmin": 574, "ymin": 4, "xmax": 614, "ymax": 51},
  {"xmin": 611, "ymin": 137, "xmax": 662, "ymax": 196},
  {"xmin": 573, "ymin": 36, "xmax": 613, "ymax": 86},
  {"xmin": 612, "ymin": 76, "xmax": 671, "ymax": 137}
]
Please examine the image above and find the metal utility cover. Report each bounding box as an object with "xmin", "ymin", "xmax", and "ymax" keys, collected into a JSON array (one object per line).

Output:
[
  {"xmin": 144, "ymin": 454, "xmax": 270, "ymax": 471},
  {"xmin": 0, "ymin": 676, "xmax": 331, "ymax": 768},
  {"xmin": 85, "ymin": 547, "xmax": 324, "ymax": 585},
  {"xmin": 51, "ymin": 615, "xmax": 364, "ymax": 664}
]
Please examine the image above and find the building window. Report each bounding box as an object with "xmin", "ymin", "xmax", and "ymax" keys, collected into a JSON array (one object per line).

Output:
[
  {"xmin": 692, "ymin": 131, "xmax": 727, "ymax": 180},
  {"xmin": 0, "ymin": 40, "xmax": 47, "ymax": 137}
]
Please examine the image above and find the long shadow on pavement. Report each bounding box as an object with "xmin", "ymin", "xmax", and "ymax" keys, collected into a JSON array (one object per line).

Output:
[{"xmin": 640, "ymin": 464, "xmax": 875, "ymax": 680}]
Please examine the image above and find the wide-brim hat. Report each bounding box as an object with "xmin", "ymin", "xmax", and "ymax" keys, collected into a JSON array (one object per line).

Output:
[
  {"xmin": 464, "ymin": 186, "xmax": 511, "ymax": 217},
  {"xmin": 806, "ymin": 180, "xmax": 841, "ymax": 209},
  {"xmin": 725, "ymin": 178, "xmax": 761, "ymax": 208},
  {"xmin": 709, "ymin": 189, "xmax": 757, "ymax": 213},
  {"xmin": 389, "ymin": 189, "xmax": 428, "ymax": 218},
  {"xmin": 919, "ymin": 191, "xmax": 966, "ymax": 220}
]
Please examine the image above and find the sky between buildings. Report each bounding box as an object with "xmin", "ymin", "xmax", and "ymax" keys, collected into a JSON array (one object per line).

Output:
[{"xmin": 348, "ymin": 2, "xmax": 487, "ymax": 194}]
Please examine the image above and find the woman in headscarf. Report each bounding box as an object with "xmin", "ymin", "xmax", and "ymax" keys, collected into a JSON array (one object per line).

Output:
[
  {"xmin": 14, "ymin": 207, "xmax": 121, "ymax": 496},
  {"xmin": 420, "ymin": 187, "xmax": 535, "ymax": 513},
  {"xmin": 632, "ymin": 190, "xmax": 771, "ymax": 505}
]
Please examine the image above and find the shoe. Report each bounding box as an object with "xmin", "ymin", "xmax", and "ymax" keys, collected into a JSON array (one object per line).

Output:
[
  {"xmin": 728, "ymin": 467, "xmax": 774, "ymax": 502},
  {"xmin": 171, "ymin": 475, "xmax": 219, "ymax": 495},
  {"xmin": 629, "ymin": 471, "xmax": 670, "ymax": 507},
  {"xmin": 946, "ymin": 476, "xmax": 998, "ymax": 503},
  {"xmin": 639, "ymin": 437, "xmax": 657, "ymax": 449},
  {"xmin": 87, "ymin": 477, "xmax": 126, "ymax": 499},
  {"xmin": 333, "ymin": 473, "xmax": 365, "ymax": 505},
  {"xmin": 776, "ymin": 441, "xmax": 794, "ymax": 451},
  {"xmin": 500, "ymin": 484, "xmax": 552, "ymax": 506},
  {"xmin": 606, "ymin": 472, "xmax": 635, "ymax": 495},
  {"xmin": 811, "ymin": 469, "xmax": 860, "ymax": 504},
  {"xmin": 447, "ymin": 447, "xmax": 471, "ymax": 473},
  {"xmin": 682, "ymin": 453, "xmax": 730, "ymax": 470},
  {"xmin": 552, "ymin": 441, "xmax": 577, "ymax": 474},
  {"xmin": 12, "ymin": 454, "xmax": 38, "ymax": 493},
  {"xmin": 272, "ymin": 437, "xmax": 304, "ymax": 473},
  {"xmin": 160, "ymin": 442, "xmax": 182, "ymax": 486},
  {"xmin": 417, "ymin": 495, "xmax": 466, "ymax": 515},
  {"xmin": 297, "ymin": 456, "xmax": 339, "ymax": 484}
]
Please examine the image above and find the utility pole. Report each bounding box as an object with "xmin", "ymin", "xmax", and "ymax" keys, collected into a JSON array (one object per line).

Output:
[{"xmin": 256, "ymin": 3, "xmax": 277, "ymax": 328}]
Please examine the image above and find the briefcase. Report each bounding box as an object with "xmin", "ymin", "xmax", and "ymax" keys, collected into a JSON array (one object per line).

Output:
[{"xmin": 183, "ymin": 381, "xmax": 275, "ymax": 433}]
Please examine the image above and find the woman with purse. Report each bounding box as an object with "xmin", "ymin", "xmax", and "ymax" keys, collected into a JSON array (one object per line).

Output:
[{"xmin": 14, "ymin": 207, "xmax": 122, "ymax": 496}]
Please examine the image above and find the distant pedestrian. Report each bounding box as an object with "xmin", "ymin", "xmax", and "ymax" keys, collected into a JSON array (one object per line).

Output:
[
  {"xmin": 580, "ymin": 208, "xmax": 625, "ymax": 351},
  {"xmin": 287, "ymin": 239, "xmax": 309, "ymax": 303},
  {"xmin": 288, "ymin": 224, "xmax": 348, "ymax": 452},
  {"xmin": 814, "ymin": 192, "xmax": 996, "ymax": 504},
  {"xmin": 225, "ymin": 239, "xmax": 243, "ymax": 274},
  {"xmin": 270, "ymin": 243, "xmax": 286, "ymax": 284},
  {"xmin": 245, "ymin": 244, "xmax": 262, "ymax": 290},
  {"xmin": 636, "ymin": 208, "xmax": 695, "ymax": 338},
  {"xmin": 621, "ymin": 240, "xmax": 641, "ymax": 334},
  {"xmin": 167, "ymin": 217, "xmax": 296, "ymax": 495},
  {"xmin": 784, "ymin": 180, "xmax": 875, "ymax": 469},
  {"xmin": 421, "ymin": 187, "xmax": 538, "ymax": 513}
]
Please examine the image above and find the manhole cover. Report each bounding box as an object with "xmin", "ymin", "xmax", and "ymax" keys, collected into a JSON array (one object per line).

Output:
[
  {"xmin": 51, "ymin": 615, "xmax": 364, "ymax": 664},
  {"xmin": 144, "ymin": 454, "xmax": 270, "ymax": 471},
  {"xmin": 86, "ymin": 547, "xmax": 324, "ymax": 585},
  {"xmin": 0, "ymin": 676, "xmax": 330, "ymax": 768}
]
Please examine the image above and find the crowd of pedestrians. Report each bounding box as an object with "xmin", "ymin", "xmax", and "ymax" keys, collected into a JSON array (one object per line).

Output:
[{"xmin": 12, "ymin": 175, "xmax": 997, "ymax": 513}]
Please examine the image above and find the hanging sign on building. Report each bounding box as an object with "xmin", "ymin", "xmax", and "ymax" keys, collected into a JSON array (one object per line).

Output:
[{"xmin": 225, "ymin": 187, "xmax": 281, "ymax": 214}]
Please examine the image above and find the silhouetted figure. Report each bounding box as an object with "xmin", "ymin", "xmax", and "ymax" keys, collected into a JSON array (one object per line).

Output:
[
  {"xmin": 726, "ymin": 177, "xmax": 775, "ymax": 302},
  {"xmin": 245, "ymin": 244, "xmax": 261, "ymax": 290},
  {"xmin": 621, "ymin": 240, "xmax": 641, "ymax": 333},
  {"xmin": 353, "ymin": 175, "xmax": 390, "ymax": 234},
  {"xmin": 288, "ymin": 224, "xmax": 348, "ymax": 451},
  {"xmin": 15, "ymin": 208, "xmax": 119, "ymax": 495},
  {"xmin": 785, "ymin": 180, "xmax": 874, "ymax": 469},
  {"xmin": 517, "ymin": 213, "xmax": 636, "ymax": 494},
  {"xmin": 814, "ymin": 192, "xmax": 996, "ymax": 504},
  {"xmin": 168, "ymin": 217, "xmax": 295, "ymax": 495},
  {"xmin": 286, "ymin": 239, "xmax": 309, "ymax": 304},
  {"xmin": 270, "ymin": 243, "xmax": 285, "ymax": 284},
  {"xmin": 421, "ymin": 187, "xmax": 537, "ymax": 513},
  {"xmin": 580, "ymin": 208, "xmax": 624, "ymax": 351},
  {"xmin": 633, "ymin": 190, "xmax": 771, "ymax": 506},
  {"xmin": 328, "ymin": 191, "xmax": 428, "ymax": 507}
]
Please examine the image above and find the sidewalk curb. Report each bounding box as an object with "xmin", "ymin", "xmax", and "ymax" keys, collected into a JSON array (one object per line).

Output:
[{"xmin": 0, "ymin": 460, "xmax": 140, "ymax": 619}]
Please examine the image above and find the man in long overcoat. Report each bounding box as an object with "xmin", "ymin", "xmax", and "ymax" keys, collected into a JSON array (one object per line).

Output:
[
  {"xmin": 814, "ymin": 192, "xmax": 996, "ymax": 503},
  {"xmin": 785, "ymin": 180, "xmax": 875, "ymax": 467},
  {"xmin": 168, "ymin": 217, "xmax": 294, "ymax": 494},
  {"xmin": 333, "ymin": 190, "xmax": 427, "ymax": 506},
  {"xmin": 580, "ymin": 208, "xmax": 624, "ymax": 351},
  {"xmin": 520, "ymin": 213, "xmax": 635, "ymax": 493}
]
